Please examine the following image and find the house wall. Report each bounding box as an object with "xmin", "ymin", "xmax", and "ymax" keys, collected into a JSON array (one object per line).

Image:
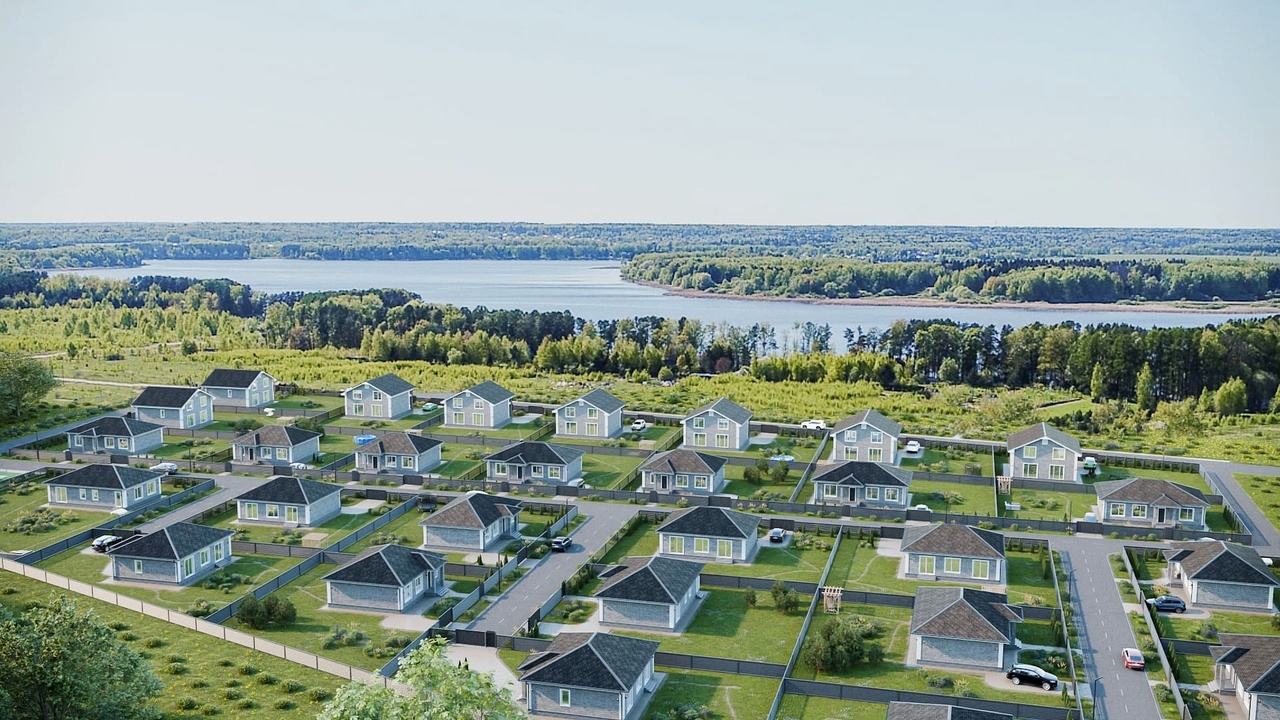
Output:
[
  {"xmin": 557, "ymin": 401, "xmax": 623, "ymax": 439},
  {"xmin": 682, "ymin": 411, "xmax": 749, "ymax": 452},
  {"xmin": 527, "ymin": 683, "xmax": 622, "ymax": 720},
  {"xmin": 640, "ymin": 468, "xmax": 726, "ymax": 496},
  {"xmin": 1010, "ymin": 439, "xmax": 1079, "ymax": 482},
  {"xmin": 423, "ymin": 525, "xmax": 485, "ymax": 550},
  {"xmin": 916, "ymin": 636, "xmax": 1002, "ymax": 669},
  {"xmin": 345, "ymin": 384, "xmax": 412, "ymax": 420},
  {"xmin": 600, "ymin": 598, "xmax": 673, "ymax": 629},
  {"xmin": 906, "ymin": 553, "xmax": 1005, "ymax": 584},
  {"xmin": 205, "ymin": 374, "xmax": 275, "ymax": 407},
  {"xmin": 1253, "ymin": 692, "xmax": 1280, "ymax": 720},
  {"xmin": 112, "ymin": 557, "xmax": 179, "ymax": 584},
  {"xmin": 813, "ymin": 482, "xmax": 907, "ymax": 507},
  {"xmin": 658, "ymin": 532, "xmax": 750, "ymax": 562},
  {"xmin": 307, "ymin": 492, "xmax": 342, "ymax": 525},
  {"xmin": 328, "ymin": 581, "xmax": 402, "ymax": 611},
  {"xmin": 443, "ymin": 391, "xmax": 511, "ymax": 429},
  {"xmin": 237, "ymin": 498, "xmax": 337, "ymax": 526},
  {"xmin": 356, "ymin": 445, "xmax": 442, "ymax": 473},
  {"xmin": 1191, "ymin": 580, "xmax": 1274, "ymax": 610},
  {"xmin": 67, "ymin": 428, "xmax": 165, "ymax": 455},
  {"xmin": 48, "ymin": 480, "xmax": 160, "ymax": 511},
  {"xmin": 1101, "ymin": 500, "xmax": 1203, "ymax": 527},
  {"xmin": 830, "ymin": 423, "xmax": 898, "ymax": 464}
]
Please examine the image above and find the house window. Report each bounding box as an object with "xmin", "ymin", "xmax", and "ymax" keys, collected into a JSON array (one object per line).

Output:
[
  {"xmin": 548, "ymin": 466, "xmax": 561, "ymax": 479},
  {"xmin": 402, "ymin": 457, "xmax": 414, "ymax": 470},
  {"xmin": 586, "ymin": 423, "xmax": 598, "ymax": 436},
  {"xmin": 74, "ymin": 436, "xmax": 83, "ymax": 447},
  {"xmin": 134, "ymin": 560, "xmax": 143, "ymax": 574},
  {"xmin": 694, "ymin": 476, "xmax": 709, "ymax": 490},
  {"xmin": 693, "ymin": 418, "xmax": 705, "ymax": 429},
  {"xmin": 451, "ymin": 412, "xmax": 464, "ymax": 424},
  {"xmin": 245, "ymin": 503, "xmax": 259, "ymax": 519},
  {"xmin": 870, "ymin": 431, "xmax": 883, "ymax": 444},
  {"xmin": 918, "ymin": 556, "xmax": 935, "ymax": 574},
  {"xmin": 847, "ymin": 448, "xmax": 858, "ymax": 461},
  {"xmin": 132, "ymin": 486, "xmax": 143, "ymax": 500},
  {"xmin": 718, "ymin": 540, "xmax": 733, "ymax": 558},
  {"xmin": 452, "ymin": 397, "xmax": 462, "ymax": 408},
  {"xmin": 868, "ymin": 448, "xmax": 883, "ymax": 462},
  {"xmin": 565, "ymin": 407, "xmax": 576, "ymax": 418},
  {"xmin": 823, "ymin": 484, "xmax": 836, "ymax": 498},
  {"xmin": 159, "ymin": 409, "xmax": 167, "ymax": 419},
  {"xmin": 91, "ymin": 490, "xmax": 99, "ymax": 501},
  {"xmin": 414, "ymin": 575, "xmax": 423, "ymax": 594},
  {"xmin": 972, "ymin": 560, "xmax": 990, "ymax": 580},
  {"xmin": 843, "ymin": 430, "xmax": 857, "ymax": 442},
  {"xmin": 114, "ymin": 491, "xmax": 123, "ymax": 506},
  {"xmin": 866, "ymin": 486, "xmax": 880, "ymax": 500},
  {"xmin": 285, "ymin": 506, "xmax": 298, "ymax": 523},
  {"xmin": 676, "ymin": 474, "xmax": 688, "ymax": 488},
  {"xmin": 493, "ymin": 463, "xmax": 508, "ymax": 476},
  {"xmin": 79, "ymin": 488, "xmax": 86, "ymax": 500},
  {"xmin": 214, "ymin": 543, "xmax": 223, "ymax": 561},
  {"xmin": 532, "ymin": 465, "xmax": 544, "ymax": 477},
  {"xmin": 717, "ymin": 419, "xmax": 729, "ymax": 430},
  {"xmin": 199, "ymin": 410, "xmax": 208, "ymax": 423},
  {"xmin": 1131, "ymin": 505, "xmax": 1148, "ymax": 519},
  {"xmin": 387, "ymin": 455, "xmax": 398, "ymax": 468},
  {"xmin": 1023, "ymin": 446, "xmax": 1037, "ymax": 459},
  {"xmin": 1049, "ymin": 465, "xmax": 1065, "ymax": 480},
  {"xmin": 715, "ymin": 434, "xmax": 728, "ymax": 448},
  {"xmin": 587, "ymin": 408, "xmax": 597, "ymax": 419},
  {"xmin": 200, "ymin": 549, "xmax": 210, "ymax": 565},
  {"xmin": 373, "ymin": 391, "xmax": 383, "ymax": 401},
  {"xmin": 372, "ymin": 405, "xmax": 383, "ymax": 417},
  {"xmin": 147, "ymin": 481, "xmax": 157, "ymax": 495},
  {"xmin": 693, "ymin": 433, "xmax": 706, "ymax": 446},
  {"xmin": 105, "ymin": 437, "xmax": 116, "ymax": 449},
  {"xmin": 1109, "ymin": 503, "xmax": 1125, "ymax": 518},
  {"xmin": 120, "ymin": 438, "xmax": 130, "ymax": 450},
  {"xmin": 1051, "ymin": 447, "xmax": 1066, "ymax": 460},
  {"xmin": 1179, "ymin": 507, "xmax": 1196, "ymax": 522},
  {"xmin": 560, "ymin": 689, "xmax": 571, "ymax": 707},
  {"xmin": 471, "ymin": 413, "xmax": 483, "ymax": 425},
  {"xmin": 182, "ymin": 557, "xmax": 194, "ymax": 578},
  {"xmin": 565, "ymin": 421, "xmax": 577, "ymax": 434},
  {"xmin": 1022, "ymin": 463, "xmax": 1038, "ymax": 479},
  {"xmin": 473, "ymin": 398, "xmax": 484, "ymax": 409},
  {"xmin": 354, "ymin": 404, "xmax": 365, "ymax": 415},
  {"xmin": 266, "ymin": 504, "xmax": 279, "ymax": 519},
  {"xmin": 943, "ymin": 557, "xmax": 962, "ymax": 574},
  {"xmin": 354, "ymin": 390, "xmax": 364, "ymax": 400},
  {"xmin": 276, "ymin": 448, "xmax": 287, "ymax": 460},
  {"xmin": 885, "ymin": 488, "xmax": 900, "ymax": 502},
  {"xmin": 694, "ymin": 538, "xmax": 710, "ymax": 554},
  {"xmin": 669, "ymin": 536, "xmax": 684, "ymax": 554},
  {"xmin": 227, "ymin": 389, "xmax": 234, "ymax": 397}
]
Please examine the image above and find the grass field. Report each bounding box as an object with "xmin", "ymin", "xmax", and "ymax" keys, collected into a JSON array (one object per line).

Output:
[
  {"xmin": 909, "ymin": 478, "xmax": 996, "ymax": 516},
  {"xmin": 341, "ymin": 507, "xmax": 429, "ymax": 553},
  {"xmin": 1157, "ymin": 609, "xmax": 1276, "ymax": 640},
  {"xmin": 776, "ymin": 695, "xmax": 888, "ymax": 720},
  {"xmin": 1234, "ymin": 473, "xmax": 1280, "ymax": 535},
  {"xmin": 1087, "ymin": 465, "xmax": 1212, "ymax": 494},
  {"xmin": 722, "ymin": 461, "xmax": 802, "ymax": 499},
  {"xmin": 900, "ymin": 447, "xmax": 995, "ymax": 477},
  {"xmin": 200, "ymin": 507, "xmax": 376, "ymax": 547},
  {"xmin": 646, "ymin": 669, "xmax": 781, "ymax": 720},
  {"xmin": 580, "ymin": 453, "xmax": 645, "ymax": 490},
  {"xmin": 705, "ymin": 537, "xmax": 833, "ymax": 583},
  {"xmin": 998, "ymin": 489, "xmax": 1087, "ymax": 521},
  {"xmin": 616, "ymin": 588, "xmax": 808, "ymax": 663},
  {"xmin": 597, "ymin": 523, "xmax": 659, "ymax": 564},
  {"xmin": 0, "ymin": 488, "xmax": 114, "ymax": 552}
]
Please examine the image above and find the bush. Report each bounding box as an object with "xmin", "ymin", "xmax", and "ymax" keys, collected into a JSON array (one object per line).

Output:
[
  {"xmin": 143, "ymin": 637, "xmax": 164, "ymax": 648},
  {"xmin": 1154, "ymin": 684, "xmax": 1175, "ymax": 703},
  {"xmin": 235, "ymin": 699, "xmax": 256, "ymax": 710},
  {"xmin": 308, "ymin": 688, "xmax": 333, "ymax": 702},
  {"xmin": 256, "ymin": 673, "xmax": 278, "ymax": 685},
  {"xmin": 216, "ymin": 659, "xmax": 235, "ymax": 667},
  {"xmin": 223, "ymin": 679, "xmax": 241, "ymax": 688},
  {"xmin": 221, "ymin": 689, "xmax": 242, "ymax": 701},
  {"xmin": 281, "ymin": 679, "xmax": 305, "ymax": 694},
  {"xmin": 238, "ymin": 665, "xmax": 259, "ymax": 676},
  {"xmin": 274, "ymin": 699, "xmax": 296, "ymax": 710}
]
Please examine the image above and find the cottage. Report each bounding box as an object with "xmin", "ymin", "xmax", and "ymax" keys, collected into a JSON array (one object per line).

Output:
[
  {"xmin": 231, "ymin": 425, "xmax": 322, "ymax": 465},
  {"xmin": 655, "ymin": 505, "xmax": 760, "ymax": 563},
  {"xmin": 322, "ymin": 544, "xmax": 446, "ymax": 612},
  {"xmin": 484, "ymin": 441, "xmax": 585, "ymax": 484},
  {"xmin": 1166, "ymin": 541, "xmax": 1280, "ymax": 611},
  {"xmin": 343, "ymin": 373, "xmax": 414, "ymax": 420},
  {"xmin": 886, "ymin": 701, "xmax": 1013, "ymax": 720},
  {"xmin": 811, "ymin": 461, "xmax": 911, "ymax": 508},
  {"xmin": 910, "ymin": 586, "xmax": 1022, "ymax": 670},
  {"xmin": 1095, "ymin": 477, "xmax": 1210, "ymax": 529},
  {"xmin": 199, "ymin": 368, "xmax": 276, "ymax": 408},
  {"xmin": 442, "ymin": 380, "xmax": 515, "ymax": 429},
  {"xmin": 234, "ymin": 475, "xmax": 343, "ymax": 527},
  {"xmin": 831, "ymin": 409, "xmax": 903, "ymax": 464},
  {"xmin": 420, "ymin": 491, "xmax": 522, "ymax": 551},
  {"xmin": 594, "ymin": 556, "xmax": 704, "ymax": 630},
  {"xmin": 108, "ymin": 522, "xmax": 234, "ymax": 586},
  {"xmin": 1212, "ymin": 634, "xmax": 1280, "ymax": 720},
  {"xmin": 682, "ymin": 397, "xmax": 752, "ymax": 452},
  {"xmin": 639, "ymin": 449, "xmax": 727, "ymax": 495},
  {"xmin": 132, "ymin": 386, "xmax": 215, "ymax": 429},
  {"xmin": 65, "ymin": 416, "xmax": 165, "ymax": 455},
  {"xmin": 43, "ymin": 464, "xmax": 164, "ymax": 511},
  {"xmin": 901, "ymin": 524, "xmax": 1007, "ymax": 585},
  {"xmin": 354, "ymin": 432, "xmax": 442, "ymax": 473},
  {"xmin": 518, "ymin": 632, "xmax": 660, "ymax": 720},
  {"xmin": 556, "ymin": 388, "xmax": 625, "ymax": 439},
  {"xmin": 1006, "ymin": 423, "xmax": 1082, "ymax": 482}
]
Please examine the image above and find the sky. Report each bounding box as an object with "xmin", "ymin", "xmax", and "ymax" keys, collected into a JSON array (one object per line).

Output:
[{"xmin": 1, "ymin": 1, "xmax": 1277, "ymax": 227}]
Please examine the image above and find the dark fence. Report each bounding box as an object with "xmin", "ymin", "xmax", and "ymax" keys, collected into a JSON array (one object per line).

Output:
[
  {"xmin": 782, "ymin": 679, "xmax": 1078, "ymax": 720},
  {"xmin": 1076, "ymin": 522, "xmax": 1251, "ymax": 545},
  {"xmin": 326, "ymin": 494, "xmax": 417, "ymax": 553},
  {"xmin": 230, "ymin": 541, "xmax": 324, "ymax": 558}
]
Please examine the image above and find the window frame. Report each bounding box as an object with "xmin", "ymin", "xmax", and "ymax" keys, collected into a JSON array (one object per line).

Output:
[
  {"xmin": 918, "ymin": 556, "xmax": 936, "ymax": 575},
  {"xmin": 943, "ymin": 557, "xmax": 962, "ymax": 574}
]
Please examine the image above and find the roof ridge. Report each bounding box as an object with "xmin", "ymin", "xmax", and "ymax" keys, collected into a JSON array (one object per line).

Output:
[
  {"xmin": 645, "ymin": 559, "xmax": 677, "ymax": 603},
  {"xmin": 587, "ymin": 638, "xmax": 627, "ymax": 690},
  {"xmin": 914, "ymin": 587, "xmax": 962, "ymax": 629}
]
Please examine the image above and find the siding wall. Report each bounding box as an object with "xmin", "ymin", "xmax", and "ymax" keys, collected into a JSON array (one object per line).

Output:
[
  {"xmin": 1192, "ymin": 580, "xmax": 1274, "ymax": 610},
  {"xmin": 682, "ymin": 411, "xmax": 749, "ymax": 452},
  {"xmin": 423, "ymin": 525, "xmax": 485, "ymax": 550},
  {"xmin": 111, "ymin": 557, "xmax": 178, "ymax": 584},
  {"xmin": 328, "ymin": 582, "xmax": 402, "ymax": 611},
  {"xmin": 601, "ymin": 598, "xmax": 672, "ymax": 629},
  {"xmin": 830, "ymin": 424, "xmax": 898, "ymax": 464},
  {"xmin": 658, "ymin": 532, "xmax": 751, "ymax": 562},
  {"xmin": 443, "ymin": 391, "xmax": 511, "ymax": 428},
  {"xmin": 917, "ymin": 636, "xmax": 1002, "ymax": 669},
  {"xmin": 527, "ymin": 684, "xmax": 621, "ymax": 720},
  {"xmin": 557, "ymin": 401, "xmax": 623, "ymax": 439},
  {"xmin": 1010, "ymin": 439, "xmax": 1079, "ymax": 482},
  {"xmin": 906, "ymin": 553, "xmax": 1005, "ymax": 584}
]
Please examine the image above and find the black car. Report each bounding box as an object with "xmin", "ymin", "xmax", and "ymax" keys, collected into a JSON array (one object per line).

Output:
[
  {"xmin": 1007, "ymin": 663, "xmax": 1059, "ymax": 691},
  {"xmin": 1147, "ymin": 595, "xmax": 1187, "ymax": 613},
  {"xmin": 768, "ymin": 528, "xmax": 787, "ymax": 543},
  {"xmin": 91, "ymin": 535, "xmax": 125, "ymax": 553},
  {"xmin": 549, "ymin": 536, "xmax": 573, "ymax": 552}
]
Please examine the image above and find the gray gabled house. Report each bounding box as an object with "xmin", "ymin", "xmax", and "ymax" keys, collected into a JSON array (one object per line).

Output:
[
  {"xmin": 1095, "ymin": 477, "xmax": 1210, "ymax": 529},
  {"xmin": 484, "ymin": 441, "xmax": 585, "ymax": 484},
  {"xmin": 1166, "ymin": 541, "xmax": 1280, "ymax": 611},
  {"xmin": 886, "ymin": 701, "xmax": 1013, "ymax": 720},
  {"xmin": 322, "ymin": 544, "xmax": 446, "ymax": 612},
  {"xmin": 910, "ymin": 586, "xmax": 1022, "ymax": 670},
  {"xmin": 44, "ymin": 464, "xmax": 164, "ymax": 511},
  {"xmin": 343, "ymin": 373, "xmax": 414, "ymax": 420},
  {"xmin": 518, "ymin": 632, "xmax": 660, "ymax": 720},
  {"xmin": 1007, "ymin": 422, "xmax": 1082, "ymax": 482},
  {"xmin": 65, "ymin": 416, "xmax": 165, "ymax": 455},
  {"xmin": 811, "ymin": 461, "xmax": 911, "ymax": 508},
  {"xmin": 682, "ymin": 397, "xmax": 752, "ymax": 452},
  {"xmin": 231, "ymin": 425, "xmax": 322, "ymax": 465},
  {"xmin": 234, "ymin": 475, "xmax": 343, "ymax": 527},
  {"xmin": 200, "ymin": 368, "xmax": 276, "ymax": 408},
  {"xmin": 639, "ymin": 449, "xmax": 727, "ymax": 495},
  {"xmin": 420, "ymin": 491, "xmax": 522, "ymax": 551},
  {"xmin": 443, "ymin": 380, "xmax": 515, "ymax": 429},
  {"xmin": 132, "ymin": 385, "xmax": 215, "ymax": 429},
  {"xmin": 108, "ymin": 522, "xmax": 234, "ymax": 586},
  {"xmin": 556, "ymin": 388, "xmax": 625, "ymax": 439},
  {"xmin": 594, "ymin": 555, "xmax": 704, "ymax": 630},
  {"xmin": 1212, "ymin": 634, "xmax": 1280, "ymax": 720},
  {"xmin": 655, "ymin": 505, "xmax": 760, "ymax": 563},
  {"xmin": 354, "ymin": 432, "xmax": 442, "ymax": 474},
  {"xmin": 831, "ymin": 409, "xmax": 904, "ymax": 464},
  {"xmin": 901, "ymin": 524, "xmax": 1007, "ymax": 585}
]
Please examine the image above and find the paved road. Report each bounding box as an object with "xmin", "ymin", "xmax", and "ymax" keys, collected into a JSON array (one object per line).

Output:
[
  {"xmin": 471, "ymin": 499, "xmax": 639, "ymax": 634},
  {"xmin": 1201, "ymin": 461, "xmax": 1280, "ymax": 549}
]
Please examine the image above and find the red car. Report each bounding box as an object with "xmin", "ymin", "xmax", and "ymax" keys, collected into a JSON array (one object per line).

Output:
[{"xmin": 1122, "ymin": 647, "xmax": 1146, "ymax": 670}]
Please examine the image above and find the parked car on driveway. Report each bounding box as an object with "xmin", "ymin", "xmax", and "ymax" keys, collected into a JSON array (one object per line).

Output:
[
  {"xmin": 904, "ymin": 440, "xmax": 921, "ymax": 454},
  {"xmin": 1147, "ymin": 595, "xmax": 1187, "ymax": 613},
  {"xmin": 1122, "ymin": 647, "xmax": 1146, "ymax": 670},
  {"xmin": 768, "ymin": 528, "xmax": 787, "ymax": 543},
  {"xmin": 1006, "ymin": 664, "xmax": 1058, "ymax": 690},
  {"xmin": 550, "ymin": 536, "xmax": 573, "ymax": 552},
  {"xmin": 799, "ymin": 419, "xmax": 826, "ymax": 430},
  {"xmin": 150, "ymin": 462, "xmax": 178, "ymax": 474},
  {"xmin": 91, "ymin": 535, "xmax": 125, "ymax": 553},
  {"xmin": 630, "ymin": 419, "xmax": 648, "ymax": 432}
]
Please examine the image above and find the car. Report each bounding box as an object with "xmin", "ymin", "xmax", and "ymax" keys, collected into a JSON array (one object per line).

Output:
[
  {"xmin": 913, "ymin": 504, "xmax": 932, "ymax": 512},
  {"xmin": 149, "ymin": 462, "xmax": 178, "ymax": 474},
  {"xmin": 904, "ymin": 440, "xmax": 922, "ymax": 454},
  {"xmin": 1122, "ymin": 647, "xmax": 1146, "ymax": 670},
  {"xmin": 549, "ymin": 536, "xmax": 573, "ymax": 552},
  {"xmin": 768, "ymin": 528, "xmax": 787, "ymax": 543},
  {"xmin": 289, "ymin": 462, "xmax": 309, "ymax": 470},
  {"xmin": 91, "ymin": 535, "xmax": 125, "ymax": 553},
  {"xmin": 799, "ymin": 419, "xmax": 826, "ymax": 430},
  {"xmin": 630, "ymin": 419, "xmax": 649, "ymax": 432},
  {"xmin": 1006, "ymin": 663, "xmax": 1058, "ymax": 690},
  {"xmin": 1147, "ymin": 595, "xmax": 1186, "ymax": 613},
  {"xmin": 567, "ymin": 478, "xmax": 585, "ymax": 488}
]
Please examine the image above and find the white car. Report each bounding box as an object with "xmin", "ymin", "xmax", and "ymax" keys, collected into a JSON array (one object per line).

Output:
[
  {"xmin": 289, "ymin": 462, "xmax": 309, "ymax": 470},
  {"xmin": 904, "ymin": 440, "xmax": 922, "ymax": 454},
  {"xmin": 799, "ymin": 419, "xmax": 827, "ymax": 430},
  {"xmin": 630, "ymin": 419, "xmax": 648, "ymax": 432},
  {"xmin": 150, "ymin": 462, "xmax": 178, "ymax": 474},
  {"xmin": 913, "ymin": 504, "xmax": 932, "ymax": 512}
]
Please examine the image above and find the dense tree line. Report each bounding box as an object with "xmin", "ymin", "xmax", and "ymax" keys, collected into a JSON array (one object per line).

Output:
[{"xmin": 0, "ymin": 271, "xmax": 262, "ymax": 317}]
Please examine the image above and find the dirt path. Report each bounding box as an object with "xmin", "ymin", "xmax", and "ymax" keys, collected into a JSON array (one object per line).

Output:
[{"xmin": 56, "ymin": 377, "xmax": 146, "ymax": 387}]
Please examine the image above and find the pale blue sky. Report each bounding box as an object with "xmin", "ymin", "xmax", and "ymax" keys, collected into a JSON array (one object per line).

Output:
[{"xmin": 1, "ymin": 1, "xmax": 1276, "ymax": 227}]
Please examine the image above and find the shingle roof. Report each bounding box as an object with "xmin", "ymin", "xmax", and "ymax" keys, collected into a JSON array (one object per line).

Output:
[
  {"xmin": 686, "ymin": 397, "xmax": 752, "ymax": 425},
  {"xmin": 1213, "ymin": 634, "xmax": 1280, "ymax": 695},
  {"xmin": 44, "ymin": 464, "xmax": 162, "ymax": 490},
  {"xmin": 1095, "ymin": 478, "xmax": 1208, "ymax": 507},
  {"xmin": 133, "ymin": 386, "xmax": 203, "ymax": 409},
  {"xmin": 351, "ymin": 373, "xmax": 414, "ymax": 396},
  {"xmin": 66, "ymin": 416, "xmax": 163, "ymax": 438},
  {"xmin": 886, "ymin": 702, "xmax": 1013, "ymax": 720},
  {"xmin": 518, "ymin": 632, "xmax": 659, "ymax": 692},
  {"xmin": 421, "ymin": 492, "xmax": 521, "ymax": 530},
  {"xmin": 463, "ymin": 380, "xmax": 514, "ymax": 404},
  {"xmin": 640, "ymin": 449, "xmax": 728, "ymax": 475},
  {"xmin": 901, "ymin": 524, "xmax": 1005, "ymax": 560},
  {"xmin": 1165, "ymin": 541, "xmax": 1280, "ymax": 587},
  {"xmin": 231, "ymin": 425, "xmax": 321, "ymax": 448},
  {"xmin": 568, "ymin": 388, "xmax": 625, "ymax": 414},
  {"xmin": 484, "ymin": 441, "xmax": 585, "ymax": 466},
  {"xmin": 656, "ymin": 506, "xmax": 759, "ymax": 539},
  {"xmin": 235, "ymin": 476, "xmax": 342, "ymax": 505},
  {"xmin": 201, "ymin": 368, "xmax": 270, "ymax": 389},
  {"xmin": 595, "ymin": 556, "xmax": 703, "ymax": 605},
  {"xmin": 109, "ymin": 522, "xmax": 233, "ymax": 561},
  {"xmin": 834, "ymin": 409, "xmax": 904, "ymax": 435},
  {"xmin": 810, "ymin": 461, "xmax": 911, "ymax": 488},
  {"xmin": 1007, "ymin": 422, "xmax": 1082, "ymax": 454},
  {"xmin": 910, "ymin": 587, "xmax": 1021, "ymax": 644},
  {"xmin": 321, "ymin": 544, "xmax": 445, "ymax": 588},
  {"xmin": 357, "ymin": 432, "xmax": 440, "ymax": 456}
]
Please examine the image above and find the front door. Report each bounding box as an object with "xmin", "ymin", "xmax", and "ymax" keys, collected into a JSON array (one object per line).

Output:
[
  {"xmin": 717, "ymin": 540, "xmax": 733, "ymax": 559},
  {"xmin": 285, "ymin": 506, "xmax": 298, "ymax": 523},
  {"xmin": 660, "ymin": 475, "xmax": 669, "ymax": 490},
  {"xmin": 370, "ymin": 455, "xmax": 380, "ymax": 470},
  {"xmin": 1157, "ymin": 508, "xmax": 1166, "ymax": 523}
]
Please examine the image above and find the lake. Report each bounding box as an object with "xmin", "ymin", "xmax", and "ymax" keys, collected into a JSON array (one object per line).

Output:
[{"xmin": 66, "ymin": 259, "xmax": 1276, "ymax": 343}]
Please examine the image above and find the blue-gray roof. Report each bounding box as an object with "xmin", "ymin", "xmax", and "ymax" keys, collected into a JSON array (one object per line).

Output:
[
  {"xmin": 810, "ymin": 461, "xmax": 911, "ymax": 488},
  {"xmin": 201, "ymin": 368, "xmax": 271, "ymax": 389},
  {"xmin": 66, "ymin": 416, "xmax": 163, "ymax": 438},
  {"xmin": 518, "ymin": 632, "xmax": 659, "ymax": 692},
  {"xmin": 322, "ymin": 544, "xmax": 445, "ymax": 587},
  {"xmin": 133, "ymin": 386, "xmax": 204, "ymax": 409},
  {"xmin": 464, "ymin": 380, "xmax": 514, "ymax": 404},
  {"xmin": 235, "ymin": 476, "xmax": 342, "ymax": 505},
  {"xmin": 353, "ymin": 373, "xmax": 414, "ymax": 396},
  {"xmin": 687, "ymin": 397, "xmax": 752, "ymax": 425},
  {"xmin": 109, "ymin": 522, "xmax": 233, "ymax": 561},
  {"xmin": 572, "ymin": 388, "xmax": 625, "ymax": 414},
  {"xmin": 484, "ymin": 441, "xmax": 585, "ymax": 466},
  {"xmin": 43, "ymin": 464, "xmax": 162, "ymax": 490}
]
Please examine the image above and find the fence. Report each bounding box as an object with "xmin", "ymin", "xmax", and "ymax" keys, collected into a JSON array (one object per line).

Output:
[
  {"xmin": 1123, "ymin": 546, "xmax": 1190, "ymax": 720},
  {"xmin": 788, "ymin": 430, "xmax": 831, "ymax": 503},
  {"xmin": 781, "ymin": 678, "xmax": 1078, "ymax": 720},
  {"xmin": 767, "ymin": 528, "xmax": 844, "ymax": 719},
  {"xmin": 1046, "ymin": 544, "xmax": 1083, "ymax": 720},
  {"xmin": 1075, "ymin": 522, "xmax": 1251, "ymax": 545}
]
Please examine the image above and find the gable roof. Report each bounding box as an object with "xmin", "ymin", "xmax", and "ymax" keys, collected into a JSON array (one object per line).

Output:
[
  {"xmin": 484, "ymin": 441, "xmax": 585, "ymax": 466},
  {"xmin": 1165, "ymin": 541, "xmax": 1280, "ymax": 587},
  {"xmin": 901, "ymin": 524, "xmax": 1005, "ymax": 560},
  {"xmin": 910, "ymin": 586, "xmax": 1021, "ymax": 644},
  {"xmin": 322, "ymin": 544, "xmax": 445, "ymax": 587},
  {"xmin": 595, "ymin": 556, "xmax": 703, "ymax": 605},
  {"xmin": 1213, "ymin": 634, "xmax": 1280, "ymax": 695},
  {"xmin": 351, "ymin": 373, "xmax": 414, "ymax": 396},
  {"xmin": 1095, "ymin": 477, "xmax": 1208, "ymax": 507},
  {"xmin": 44, "ymin": 464, "xmax": 162, "ymax": 490},
  {"xmin": 421, "ymin": 491, "xmax": 521, "ymax": 530},
  {"xmin": 356, "ymin": 432, "xmax": 441, "ymax": 456},
  {"xmin": 231, "ymin": 425, "xmax": 322, "ymax": 448},
  {"xmin": 462, "ymin": 380, "xmax": 514, "ymax": 404},
  {"xmin": 640, "ymin": 449, "xmax": 728, "ymax": 475},
  {"xmin": 1007, "ymin": 422, "xmax": 1082, "ymax": 454},
  {"xmin": 656, "ymin": 506, "xmax": 759, "ymax": 539},
  {"xmin": 518, "ymin": 632, "xmax": 658, "ymax": 692},
  {"xmin": 563, "ymin": 388, "xmax": 625, "ymax": 414},
  {"xmin": 810, "ymin": 461, "xmax": 911, "ymax": 488},
  {"xmin": 686, "ymin": 397, "xmax": 752, "ymax": 425},
  {"xmin": 235, "ymin": 475, "xmax": 342, "ymax": 505},
  {"xmin": 201, "ymin": 368, "xmax": 270, "ymax": 389},
  {"xmin": 109, "ymin": 522, "xmax": 233, "ymax": 561},
  {"xmin": 834, "ymin": 409, "xmax": 904, "ymax": 435},
  {"xmin": 886, "ymin": 702, "xmax": 1013, "ymax": 720},
  {"xmin": 133, "ymin": 385, "xmax": 204, "ymax": 409},
  {"xmin": 66, "ymin": 416, "xmax": 163, "ymax": 438}
]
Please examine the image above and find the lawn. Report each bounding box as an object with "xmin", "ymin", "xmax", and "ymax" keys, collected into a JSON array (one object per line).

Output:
[
  {"xmin": 703, "ymin": 436, "xmax": 823, "ymax": 465},
  {"xmin": 1017, "ymin": 618, "xmax": 1062, "ymax": 647},
  {"xmin": 580, "ymin": 453, "xmax": 645, "ymax": 490},
  {"xmin": 900, "ymin": 447, "xmax": 995, "ymax": 477},
  {"xmin": 425, "ymin": 424, "xmax": 542, "ymax": 441},
  {"xmin": 646, "ymin": 669, "xmax": 781, "ymax": 720},
  {"xmin": 1156, "ymin": 609, "xmax": 1276, "ymax": 640},
  {"xmin": 0, "ymin": 487, "xmax": 115, "ymax": 552},
  {"xmin": 998, "ymin": 488, "xmax": 1089, "ymax": 521},
  {"xmin": 315, "ymin": 433, "xmax": 358, "ymax": 467},
  {"xmin": 553, "ymin": 424, "xmax": 681, "ymax": 450},
  {"xmin": 1233, "ymin": 474, "xmax": 1280, "ymax": 536},
  {"xmin": 341, "ymin": 507, "xmax": 430, "ymax": 553},
  {"xmin": 909, "ymin": 478, "xmax": 996, "ymax": 516},
  {"xmin": 0, "ymin": 570, "xmax": 346, "ymax": 719},
  {"xmin": 1087, "ymin": 465, "xmax": 1212, "ymax": 495},
  {"xmin": 705, "ymin": 536, "xmax": 834, "ymax": 583},
  {"xmin": 325, "ymin": 415, "xmax": 433, "ymax": 432},
  {"xmin": 1004, "ymin": 553, "xmax": 1061, "ymax": 608},
  {"xmin": 200, "ymin": 507, "xmax": 376, "ymax": 547},
  {"xmin": 596, "ymin": 523, "xmax": 659, "ymax": 564},
  {"xmin": 776, "ymin": 695, "xmax": 887, "ymax": 720},
  {"xmin": 269, "ymin": 394, "xmax": 346, "ymax": 411},
  {"xmin": 615, "ymin": 588, "xmax": 808, "ymax": 664},
  {"xmin": 1174, "ymin": 653, "xmax": 1219, "ymax": 686},
  {"xmin": 1129, "ymin": 549, "xmax": 1168, "ymax": 583},
  {"xmin": 151, "ymin": 437, "xmax": 232, "ymax": 460}
]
